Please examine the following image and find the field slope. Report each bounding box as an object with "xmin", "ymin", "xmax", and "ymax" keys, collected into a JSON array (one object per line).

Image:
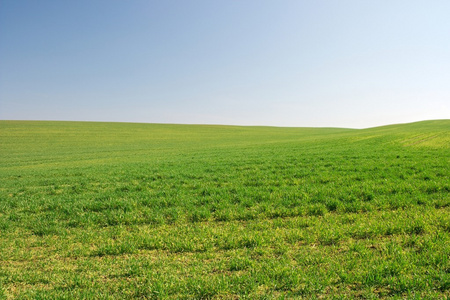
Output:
[{"xmin": 0, "ymin": 120, "xmax": 449, "ymax": 299}]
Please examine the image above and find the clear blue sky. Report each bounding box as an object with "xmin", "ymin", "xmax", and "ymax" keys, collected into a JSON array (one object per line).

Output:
[{"xmin": 1, "ymin": 0, "xmax": 449, "ymax": 128}]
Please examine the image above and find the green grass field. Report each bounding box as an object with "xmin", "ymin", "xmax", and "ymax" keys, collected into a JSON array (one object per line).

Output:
[{"xmin": 0, "ymin": 120, "xmax": 449, "ymax": 299}]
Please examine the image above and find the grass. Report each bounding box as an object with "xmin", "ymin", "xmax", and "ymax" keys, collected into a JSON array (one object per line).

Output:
[{"xmin": 0, "ymin": 119, "xmax": 449, "ymax": 299}]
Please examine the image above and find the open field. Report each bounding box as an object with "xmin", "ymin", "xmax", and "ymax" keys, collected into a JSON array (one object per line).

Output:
[{"xmin": 0, "ymin": 120, "xmax": 449, "ymax": 299}]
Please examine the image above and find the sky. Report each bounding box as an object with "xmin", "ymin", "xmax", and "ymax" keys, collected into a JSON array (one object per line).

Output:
[{"xmin": 0, "ymin": 0, "xmax": 449, "ymax": 128}]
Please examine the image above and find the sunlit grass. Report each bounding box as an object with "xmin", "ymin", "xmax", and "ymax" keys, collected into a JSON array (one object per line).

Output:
[{"xmin": 0, "ymin": 120, "xmax": 449, "ymax": 298}]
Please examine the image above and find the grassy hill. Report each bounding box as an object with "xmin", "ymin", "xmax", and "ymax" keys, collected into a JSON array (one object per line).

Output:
[{"xmin": 0, "ymin": 120, "xmax": 449, "ymax": 298}]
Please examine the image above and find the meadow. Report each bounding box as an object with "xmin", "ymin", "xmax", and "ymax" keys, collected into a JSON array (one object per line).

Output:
[{"xmin": 0, "ymin": 120, "xmax": 449, "ymax": 299}]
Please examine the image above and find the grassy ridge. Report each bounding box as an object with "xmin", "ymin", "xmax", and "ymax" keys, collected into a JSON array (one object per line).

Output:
[{"xmin": 0, "ymin": 120, "xmax": 449, "ymax": 299}]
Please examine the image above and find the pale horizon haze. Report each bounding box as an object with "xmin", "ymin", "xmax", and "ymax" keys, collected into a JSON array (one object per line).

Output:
[{"xmin": 0, "ymin": 1, "xmax": 449, "ymax": 128}]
